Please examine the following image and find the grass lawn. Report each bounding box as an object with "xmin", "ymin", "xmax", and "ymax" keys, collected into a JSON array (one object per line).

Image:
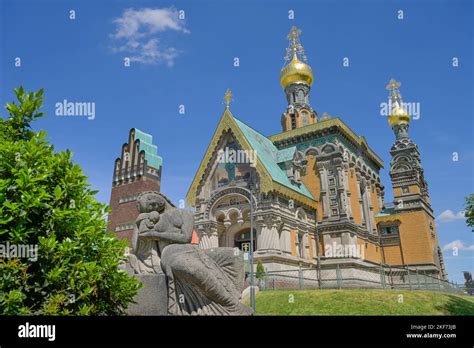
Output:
[{"xmin": 248, "ymin": 289, "xmax": 474, "ymax": 315}]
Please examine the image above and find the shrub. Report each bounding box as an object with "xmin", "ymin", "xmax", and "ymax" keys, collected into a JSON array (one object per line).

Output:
[{"xmin": 0, "ymin": 87, "xmax": 140, "ymax": 315}]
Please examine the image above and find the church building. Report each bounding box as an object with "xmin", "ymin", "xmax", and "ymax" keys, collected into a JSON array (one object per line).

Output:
[{"xmin": 185, "ymin": 26, "xmax": 446, "ymax": 282}]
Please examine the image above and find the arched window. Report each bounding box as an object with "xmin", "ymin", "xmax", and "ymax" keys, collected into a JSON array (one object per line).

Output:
[
  {"xmin": 297, "ymin": 89, "xmax": 305, "ymax": 103},
  {"xmin": 291, "ymin": 114, "xmax": 297, "ymax": 129},
  {"xmin": 301, "ymin": 112, "xmax": 309, "ymax": 126}
]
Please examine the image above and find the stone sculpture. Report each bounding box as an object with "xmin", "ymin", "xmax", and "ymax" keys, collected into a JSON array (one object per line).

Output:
[{"xmin": 125, "ymin": 191, "xmax": 252, "ymax": 315}]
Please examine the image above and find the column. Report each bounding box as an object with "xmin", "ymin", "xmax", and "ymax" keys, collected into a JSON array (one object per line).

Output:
[
  {"xmin": 280, "ymin": 225, "xmax": 292, "ymax": 255},
  {"xmin": 318, "ymin": 163, "xmax": 329, "ymax": 218},
  {"xmin": 209, "ymin": 227, "xmax": 219, "ymax": 248},
  {"xmin": 198, "ymin": 224, "xmax": 213, "ymax": 249},
  {"xmin": 256, "ymin": 222, "xmax": 279, "ymax": 252},
  {"xmin": 198, "ymin": 232, "xmax": 212, "ymax": 250},
  {"xmin": 343, "ymin": 165, "xmax": 353, "ymax": 219},
  {"xmin": 356, "ymin": 172, "xmax": 365, "ymax": 225},
  {"xmin": 365, "ymin": 180, "xmax": 376, "ymax": 233},
  {"xmin": 199, "ymin": 223, "xmax": 219, "ymax": 249},
  {"xmin": 337, "ymin": 166, "xmax": 347, "ymax": 216}
]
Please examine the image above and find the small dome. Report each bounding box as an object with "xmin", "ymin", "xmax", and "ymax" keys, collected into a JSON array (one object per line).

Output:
[
  {"xmin": 388, "ymin": 101, "xmax": 410, "ymax": 126},
  {"xmin": 280, "ymin": 54, "xmax": 314, "ymax": 89}
]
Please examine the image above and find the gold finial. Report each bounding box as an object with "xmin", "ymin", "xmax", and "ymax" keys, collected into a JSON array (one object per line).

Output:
[
  {"xmin": 386, "ymin": 78, "xmax": 401, "ymax": 90},
  {"xmin": 386, "ymin": 78, "xmax": 402, "ymax": 102},
  {"xmin": 285, "ymin": 26, "xmax": 307, "ymax": 62},
  {"xmin": 386, "ymin": 78, "xmax": 410, "ymax": 126},
  {"xmin": 224, "ymin": 88, "xmax": 233, "ymax": 109}
]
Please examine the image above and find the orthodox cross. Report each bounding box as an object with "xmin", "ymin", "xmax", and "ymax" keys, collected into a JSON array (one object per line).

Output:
[
  {"xmin": 224, "ymin": 88, "xmax": 233, "ymax": 109},
  {"xmin": 285, "ymin": 26, "xmax": 307, "ymax": 62},
  {"xmin": 386, "ymin": 78, "xmax": 402, "ymax": 102}
]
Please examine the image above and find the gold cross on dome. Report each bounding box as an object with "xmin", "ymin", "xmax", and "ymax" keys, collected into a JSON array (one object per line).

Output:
[
  {"xmin": 287, "ymin": 26, "xmax": 301, "ymax": 40},
  {"xmin": 224, "ymin": 88, "xmax": 233, "ymax": 108},
  {"xmin": 285, "ymin": 26, "xmax": 307, "ymax": 62},
  {"xmin": 386, "ymin": 78, "xmax": 403, "ymax": 102},
  {"xmin": 386, "ymin": 78, "xmax": 401, "ymax": 91}
]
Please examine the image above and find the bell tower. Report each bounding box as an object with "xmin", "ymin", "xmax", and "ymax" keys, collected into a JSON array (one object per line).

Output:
[
  {"xmin": 108, "ymin": 128, "xmax": 163, "ymax": 243},
  {"xmin": 279, "ymin": 26, "xmax": 318, "ymax": 132},
  {"xmin": 385, "ymin": 79, "xmax": 446, "ymax": 279},
  {"xmin": 386, "ymin": 79, "xmax": 430, "ymax": 209}
]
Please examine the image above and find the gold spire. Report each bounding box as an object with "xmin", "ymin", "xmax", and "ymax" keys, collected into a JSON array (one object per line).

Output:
[
  {"xmin": 224, "ymin": 88, "xmax": 233, "ymax": 109},
  {"xmin": 280, "ymin": 26, "xmax": 314, "ymax": 89},
  {"xmin": 386, "ymin": 78, "xmax": 410, "ymax": 126}
]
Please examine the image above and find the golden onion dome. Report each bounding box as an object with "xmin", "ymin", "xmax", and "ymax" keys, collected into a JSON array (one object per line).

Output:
[
  {"xmin": 280, "ymin": 53, "xmax": 314, "ymax": 89},
  {"xmin": 388, "ymin": 100, "xmax": 410, "ymax": 126}
]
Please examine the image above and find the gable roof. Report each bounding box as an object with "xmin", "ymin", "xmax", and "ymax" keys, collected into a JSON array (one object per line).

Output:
[
  {"xmin": 186, "ymin": 109, "xmax": 316, "ymax": 208},
  {"xmin": 233, "ymin": 118, "xmax": 313, "ymax": 199}
]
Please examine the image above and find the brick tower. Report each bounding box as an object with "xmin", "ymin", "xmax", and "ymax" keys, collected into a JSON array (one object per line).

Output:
[
  {"xmin": 383, "ymin": 79, "xmax": 446, "ymax": 279},
  {"xmin": 108, "ymin": 128, "xmax": 162, "ymax": 243}
]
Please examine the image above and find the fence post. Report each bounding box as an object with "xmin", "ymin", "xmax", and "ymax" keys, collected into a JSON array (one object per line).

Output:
[
  {"xmin": 298, "ymin": 268, "xmax": 304, "ymax": 290},
  {"xmin": 406, "ymin": 266, "xmax": 412, "ymax": 290},
  {"xmin": 379, "ymin": 264, "xmax": 386, "ymax": 289},
  {"xmin": 336, "ymin": 264, "xmax": 342, "ymax": 289},
  {"xmin": 389, "ymin": 266, "xmax": 393, "ymax": 288},
  {"xmin": 415, "ymin": 267, "xmax": 420, "ymax": 289}
]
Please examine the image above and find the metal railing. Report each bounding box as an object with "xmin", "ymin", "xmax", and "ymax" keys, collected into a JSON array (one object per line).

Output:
[{"xmin": 247, "ymin": 264, "xmax": 467, "ymax": 295}]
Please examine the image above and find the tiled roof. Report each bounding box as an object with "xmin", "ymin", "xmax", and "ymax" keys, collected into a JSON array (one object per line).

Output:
[
  {"xmin": 134, "ymin": 128, "xmax": 163, "ymax": 169},
  {"xmin": 233, "ymin": 117, "xmax": 313, "ymax": 199}
]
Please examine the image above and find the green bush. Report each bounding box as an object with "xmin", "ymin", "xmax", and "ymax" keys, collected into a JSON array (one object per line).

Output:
[
  {"xmin": 256, "ymin": 260, "xmax": 265, "ymax": 280},
  {"xmin": 465, "ymin": 193, "xmax": 474, "ymax": 232},
  {"xmin": 0, "ymin": 87, "xmax": 140, "ymax": 315}
]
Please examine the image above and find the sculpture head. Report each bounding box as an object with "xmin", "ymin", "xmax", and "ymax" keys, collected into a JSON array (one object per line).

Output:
[{"xmin": 137, "ymin": 191, "xmax": 175, "ymax": 214}]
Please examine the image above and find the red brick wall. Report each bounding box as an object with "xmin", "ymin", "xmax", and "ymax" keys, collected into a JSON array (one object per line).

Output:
[{"xmin": 108, "ymin": 176, "xmax": 161, "ymax": 243}]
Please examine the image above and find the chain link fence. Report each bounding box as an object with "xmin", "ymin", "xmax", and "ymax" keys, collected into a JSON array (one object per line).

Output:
[{"xmin": 248, "ymin": 264, "xmax": 467, "ymax": 295}]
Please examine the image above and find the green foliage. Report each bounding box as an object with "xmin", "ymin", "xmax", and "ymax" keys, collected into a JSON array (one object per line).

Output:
[
  {"xmin": 256, "ymin": 260, "xmax": 265, "ymax": 280},
  {"xmin": 465, "ymin": 194, "xmax": 474, "ymax": 232},
  {"xmin": 0, "ymin": 87, "xmax": 140, "ymax": 315}
]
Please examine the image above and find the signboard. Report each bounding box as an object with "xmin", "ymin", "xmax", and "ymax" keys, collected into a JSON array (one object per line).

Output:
[{"xmin": 241, "ymin": 242, "xmax": 250, "ymax": 252}]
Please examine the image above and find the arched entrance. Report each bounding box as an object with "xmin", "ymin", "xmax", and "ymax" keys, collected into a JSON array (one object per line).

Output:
[{"xmin": 234, "ymin": 228, "xmax": 257, "ymax": 252}]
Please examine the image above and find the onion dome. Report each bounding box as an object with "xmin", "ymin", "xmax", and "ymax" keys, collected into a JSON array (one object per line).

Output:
[
  {"xmin": 388, "ymin": 100, "xmax": 410, "ymax": 126},
  {"xmin": 386, "ymin": 78, "xmax": 410, "ymax": 127},
  {"xmin": 280, "ymin": 53, "xmax": 314, "ymax": 88},
  {"xmin": 280, "ymin": 26, "xmax": 314, "ymax": 89}
]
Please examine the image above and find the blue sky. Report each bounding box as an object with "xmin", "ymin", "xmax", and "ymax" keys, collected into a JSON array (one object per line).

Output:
[{"xmin": 1, "ymin": 0, "xmax": 472, "ymax": 283}]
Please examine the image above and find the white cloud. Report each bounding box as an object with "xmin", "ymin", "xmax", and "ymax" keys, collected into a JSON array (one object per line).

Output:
[
  {"xmin": 110, "ymin": 7, "xmax": 189, "ymax": 66},
  {"xmin": 437, "ymin": 209, "xmax": 465, "ymax": 223},
  {"xmin": 442, "ymin": 239, "xmax": 474, "ymax": 252}
]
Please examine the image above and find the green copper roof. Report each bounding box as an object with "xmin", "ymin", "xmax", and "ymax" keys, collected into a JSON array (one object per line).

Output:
[
  {"xmin": 233, "ymin": 117, "xmax": 313, "ymax": 199},
  {"xmin": 276, "ymin": 146, "xmax": 297, "ymax": 163},
  {"xmin": 134, "ymin": 128, "xmax": 163, "ymax": 169}
]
